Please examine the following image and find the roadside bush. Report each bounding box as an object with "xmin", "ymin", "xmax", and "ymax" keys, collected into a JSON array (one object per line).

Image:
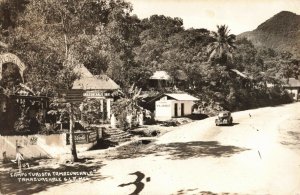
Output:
[
  {"xmin": 81, "ymin": 99, "xmax": 106, "ymax": 125},
  {"xmin": 118, "ymin": 110, "xmax": 130, "ymax": 130},
  {"xmin": 14, "ymin": 116, "xmax": 30, "ymax": 133},
  {"xmin": 267, "ymin": 86, "xmax": 293, "ymax": 105},
  {"xmin": 200, "ymin": 83, "xmax": 293, "ymax": 115}
]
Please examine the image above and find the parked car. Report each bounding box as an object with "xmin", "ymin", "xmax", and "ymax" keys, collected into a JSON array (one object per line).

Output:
[{"xmin": 215, "ymin": 111, "xmax": 233, "ymax": 126}]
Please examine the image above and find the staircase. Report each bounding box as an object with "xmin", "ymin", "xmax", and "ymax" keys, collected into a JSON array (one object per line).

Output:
[{"xmin": 103, "ymin": 128, "xmax": 134, "ymax": 144}]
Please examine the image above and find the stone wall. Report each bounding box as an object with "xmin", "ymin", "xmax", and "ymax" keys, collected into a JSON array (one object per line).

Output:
[{"xmin": 0, "ymin": 132, "xmax": 99, "ymax": 160}]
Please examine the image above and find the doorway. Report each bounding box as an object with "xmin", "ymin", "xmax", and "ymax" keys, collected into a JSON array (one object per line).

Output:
[
  {"xmin": 174, "ymin": 103, "xmax": 178, "ymax": 117},
  {"xmin": 181, "ymin": 103, "xmax": 184, "ymax": 116}
]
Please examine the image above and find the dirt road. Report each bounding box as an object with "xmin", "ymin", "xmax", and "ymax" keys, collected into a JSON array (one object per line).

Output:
[{"xmin": 3, "ymin": 103, "xmax": 300, "ymax": 195}]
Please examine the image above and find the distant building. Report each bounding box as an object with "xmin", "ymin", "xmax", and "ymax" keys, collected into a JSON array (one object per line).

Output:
[
  {"xmin": 0, "ymin": 53, "xmax": 49, "ymax": 133},
  {"xmin": 73, "ymin": 74, "xmax": 120, "ymax": 91},
  {"xmin": 0, "ymin": 92, "xmax": 8, "ymax": 130},
  {"xmin": 148, "ymin": 70, "xmax": 188, "ymax": 90},
  {"xmin": 283, "ymin": 78, "xmax": 300, "ymax": 101},
  {"xmin": 152, "ymin": 93, "xmax": 199, "ymax": 121},
  {"xmin": 72, "ymin": 65, "xmax": 120, "ymax": 120},
  {"xmin": 149, "ymin": 71, "xmax": 172, "ymax": 89},
  {"xmin": 0, "ymin": 86, "xmax": 49, "ymax": 133}
]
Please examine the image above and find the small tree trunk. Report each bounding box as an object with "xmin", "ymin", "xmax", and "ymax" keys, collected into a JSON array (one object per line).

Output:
[
  {"xmin": 63, "ymin": 32, "xmax": 69, "ymax": 60},
  {"xmin": 69, "ymin": 103, "xmax": 78, "ymax": 162}
]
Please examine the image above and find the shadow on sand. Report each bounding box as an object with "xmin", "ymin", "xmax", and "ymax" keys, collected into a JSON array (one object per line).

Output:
[
  {"xmin": 107, "ymin": 141, "xmax": 248, "ymax": 160},
  {"xmin": 217, "ymin": 122, "xmax": 240, "ymax": 127},
  {"xmin": 281, "ymin": 131, "xmax": 300, "ymax": 149},
  {"xmin": 173, "ymin": 189, "xmax": 237, "ymax": 195}
]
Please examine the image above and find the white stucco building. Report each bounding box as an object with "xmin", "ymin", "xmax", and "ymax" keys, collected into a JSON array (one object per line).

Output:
[
  {"xmin": 283, "ymin": 78, "xmax": 300, "ymax": 101},
  {"xmin": 154, "ymin": 93, "xmax": 199, "ymax": 121}
]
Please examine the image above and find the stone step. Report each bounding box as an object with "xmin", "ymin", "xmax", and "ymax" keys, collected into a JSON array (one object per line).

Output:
[
  {"xmin": 106, "ymin": 136, "xmax": 131, "ymax": 140},
  {"xmin": 107, "ymin": 134, "xmax": 132, "ymax": 139},
  {"xmin": 104, "ymin": 129, "xmax": 127, "ymax": 133},
  {"xmin": 106, "ymin": 137, "xmax": 131, "ymax": 142},
  {"xmin": 108, "ymin": 136, "xmax": 131, "ymax": 141},
  {"xmin": 104, "ymin": 130, "xmax": 127, "ymax": 134},
  {"xmin": 105, "ymin": 133, "xmax": 131, "ymax": 138},
  {"xmin": 104, "ymin": 129, "xmax": 131, "ymax": 135},
  {"xmin": 102, "ymin": 128, "xmax": 134, "ymax": 143},
  {"xmin": 107, "ymin": 131, "xmax": 129, "ymax": 135}
]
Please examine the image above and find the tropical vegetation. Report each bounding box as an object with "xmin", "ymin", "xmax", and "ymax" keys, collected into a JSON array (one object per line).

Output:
[{"xmin": 0, "ymin": 0, "xmax": 297, "ymax": 129}]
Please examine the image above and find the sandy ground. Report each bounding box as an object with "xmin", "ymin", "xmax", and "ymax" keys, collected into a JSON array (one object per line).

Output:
[{"xmin": 1, "ymin": 102, "xmax": 300, "ymax": 195}]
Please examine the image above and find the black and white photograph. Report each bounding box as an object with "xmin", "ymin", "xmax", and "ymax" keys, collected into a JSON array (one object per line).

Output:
[{"xmin": 0, "ymin": 0, "xmax": 300, "ymax": 194}]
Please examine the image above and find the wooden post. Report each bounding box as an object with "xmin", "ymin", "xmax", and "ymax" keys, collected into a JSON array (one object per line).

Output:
[
  {"xmin": 111, "ymin": 114, "xmax": 116, "ymax": 129},
  {"xmin": 107, "ymin": 99, "xmax": 111, "ymax": 120},
  {"xmin": 69, "ymin": 103, "xmax": 78, "ymax": 162},
  {"xmin": 139, "ymin": 112, "xmax": 144, "ymax": 126},
  {"xmin": 100, "ymin": 99, "xmax": 103, "ymax": 124}
]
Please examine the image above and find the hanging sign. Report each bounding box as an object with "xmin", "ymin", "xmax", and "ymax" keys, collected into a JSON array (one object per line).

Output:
[
  {"xmin": 0, "ymin": 53, "xmax": 26, "ymax": 82},
  {"xmin": 83, "ymin": 90, "xmax": 112, "ymax": 98},
  {"xmin": 65, "ymin": 89, "xmax": 84, "ymax": 103}
]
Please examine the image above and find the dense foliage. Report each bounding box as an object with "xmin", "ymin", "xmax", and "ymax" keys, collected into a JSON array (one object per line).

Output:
[{"xmin": 0, "ymin": 0, "xmax": 297, "ymax": 117}]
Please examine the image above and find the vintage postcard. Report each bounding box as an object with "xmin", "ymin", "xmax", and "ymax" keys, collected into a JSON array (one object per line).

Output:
[{"xmin": 0, "ymin": 0, "xmax": 300, "ymax": 194}]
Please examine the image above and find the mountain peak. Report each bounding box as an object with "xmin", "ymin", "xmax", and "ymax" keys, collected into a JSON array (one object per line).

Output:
[
  {"xmin": 275, "ymin": 11, "xmax": 297, "ymax": 17},
  {"xmin": 238, "ymin": 11, "xmax": 300, "ymax": 58},
  {"xmin": 256, "ymin": 11, "xmax": 300, "ymax": 33}
]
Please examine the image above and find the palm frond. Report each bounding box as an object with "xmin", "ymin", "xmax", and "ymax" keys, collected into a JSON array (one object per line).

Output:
[{"xmin": 208, "ymin": 24, "xmax": 236, "ymax": 63}]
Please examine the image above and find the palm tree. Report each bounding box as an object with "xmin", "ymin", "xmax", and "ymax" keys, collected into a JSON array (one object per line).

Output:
[{"xmin": 208, "ymin": 25, "xmax": 236, "ymax": 66}]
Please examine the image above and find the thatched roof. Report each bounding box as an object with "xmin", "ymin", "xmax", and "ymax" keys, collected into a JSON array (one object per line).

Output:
[
  {"xmin": 72, "ymin": 65, "xmax": 119, "ymax": 90},
  {"xmin": 150, "ymin": 71, "xmax": 171, "ymax": 80},
  {"xmin": 286, "ymin": 78, "xmax": 300, "ymax": 87},
  {"xmin": 73, "ymin": 75, "xmax": 120, "ymax": 90},
  {"xmin": 73, "ymin": 65, "xmax": 93, "ymax": 77},
  {"xmin": 174, "ymin": 70, "xmax": 188, "ymax": 81}
]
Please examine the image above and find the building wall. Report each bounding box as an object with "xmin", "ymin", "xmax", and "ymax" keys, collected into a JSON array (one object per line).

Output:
[
  {"xmin": 170, "ymin": 100, "xmax": 194, "ymax": 117},
  {"xmin": 0, "ymin": 97, "xmax": 18, "ymax": 132},
  {"xmin": 286, "ymin": 88, "xmax": 299, "ymax": 100},
  {"xmin": 0, "ymin": 133, "xmax": 99, "ymax": 160},
  {"xmin": 183, "ymin": 101, "xmax": 194, "ymax": 116},
  {"xmin": 155, "ymin": 98, "xmax": 195, "ymax": 121},
  {"xmin": 155, "ymin": 100, "xmax": 172, "ymax": 121}
]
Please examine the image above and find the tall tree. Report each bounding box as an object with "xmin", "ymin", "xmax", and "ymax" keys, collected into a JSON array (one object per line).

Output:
[
  {"xmin": 10, "ymin": 0, "xmax": 132, "ymax": 162},
  {"xmin": 0, "ymin": 0, "xmax": 28, "ymax": 34},
  {"xmin": 9, "ymin": 0, "xmax": 133, "ymax": 92},
  {"xmin": 208, "ymin": 25, "xmax": 236, "ymax": 67},
  {"xmin": 105, "ymin": 10, "xmax": 144, "ymax": 88}
]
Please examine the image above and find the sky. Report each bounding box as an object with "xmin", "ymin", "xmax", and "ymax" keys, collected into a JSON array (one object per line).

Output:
[{"xmin": 127, "ymin": 0, "xmax": 300, "ymax": 34}]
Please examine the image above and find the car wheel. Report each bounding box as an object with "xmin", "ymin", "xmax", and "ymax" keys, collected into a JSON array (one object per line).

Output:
[{"xmin": 229, "ymin": 118, "xmax": 233, "ymax": 125}]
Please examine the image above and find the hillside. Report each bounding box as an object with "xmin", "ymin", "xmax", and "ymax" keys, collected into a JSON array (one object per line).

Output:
[{"xmin": 239, "ymin": 11, "xmax": 300, "ymax": 58}]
